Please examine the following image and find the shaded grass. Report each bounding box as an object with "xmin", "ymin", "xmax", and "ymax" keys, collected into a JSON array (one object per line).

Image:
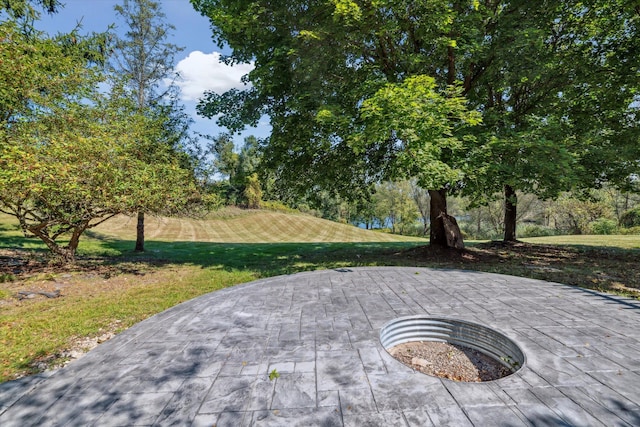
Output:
[{"xmin": 1, "ymin": 211, "xmax": 639, "ymax": 383}]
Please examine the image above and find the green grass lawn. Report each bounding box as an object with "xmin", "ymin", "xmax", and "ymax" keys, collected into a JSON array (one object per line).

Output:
[
  {"xmin": 522, "ymin": 234, "xmax": 640, "ymax": 249},
  {"xmin": 0, "ymin": 211, "xmax": 638, "ymax": 382}
]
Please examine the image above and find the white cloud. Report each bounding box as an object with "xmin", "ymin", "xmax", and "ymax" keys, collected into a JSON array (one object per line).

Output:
[{"xmin": 173, "ymin": 51, "xmax": 253, "ymax": 102}]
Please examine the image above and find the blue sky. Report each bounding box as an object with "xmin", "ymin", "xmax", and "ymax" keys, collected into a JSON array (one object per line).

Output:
[{"xmin": 35, "ymin": 0, "xmax": 271, "ymax": 145}]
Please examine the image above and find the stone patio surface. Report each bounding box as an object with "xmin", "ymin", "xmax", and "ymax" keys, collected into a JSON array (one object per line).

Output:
[{"xmin": 1, "ymin": 266, "xmax": 640, "ymax": 426}]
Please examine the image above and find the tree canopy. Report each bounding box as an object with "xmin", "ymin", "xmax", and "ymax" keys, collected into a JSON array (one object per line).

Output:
[{"xmin": 193, "ymin": 0, "xmax": 640, "ymax": 244}]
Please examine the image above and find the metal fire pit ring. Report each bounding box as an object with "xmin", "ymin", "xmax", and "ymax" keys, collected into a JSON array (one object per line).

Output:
[{"xmin": 380, "ymin": 316, "xmax": 525, "ymax": 378}]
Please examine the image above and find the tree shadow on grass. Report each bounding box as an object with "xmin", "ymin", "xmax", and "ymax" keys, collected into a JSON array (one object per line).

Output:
[
  {"xmin": 84, "ymin": 237, "xmax": 640, "ymax": 303},
  {"xmin": 2, "ymin": 231, "xmax": 640, "ymax": 299}
]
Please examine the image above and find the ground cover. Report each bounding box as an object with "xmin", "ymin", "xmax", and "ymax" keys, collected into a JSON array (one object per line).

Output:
[{"xmin": 0, "ymin": 211, "xmax": 638, "ymax": 382}]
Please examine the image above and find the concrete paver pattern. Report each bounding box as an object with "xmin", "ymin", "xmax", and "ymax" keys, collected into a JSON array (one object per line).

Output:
[{"xmin": 1, "ymin": 267, "xmax": 639, "ymax": 426}]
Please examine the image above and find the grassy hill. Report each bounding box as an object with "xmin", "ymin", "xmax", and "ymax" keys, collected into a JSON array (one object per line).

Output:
[{"xmin": 91, "ymin": 208, "xmax": 425, "ymax": 243}]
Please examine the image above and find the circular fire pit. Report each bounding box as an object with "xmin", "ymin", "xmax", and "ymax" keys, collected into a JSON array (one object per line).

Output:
[{"xmin": 380, "ymin": 316, "xmax": 525, "ymax": 382}]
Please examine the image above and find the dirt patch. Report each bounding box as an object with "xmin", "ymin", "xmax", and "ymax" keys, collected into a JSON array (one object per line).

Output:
[{"xmin": 388, "ymin": 341, "xmax": 513, "ymax": 382}]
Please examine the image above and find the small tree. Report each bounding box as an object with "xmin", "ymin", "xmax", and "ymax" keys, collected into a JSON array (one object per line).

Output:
[
  {"xmin": 372, "ymin": 181, "xmax": 419, "ymax": 235},
  {"xmin": 0, "ymin": 85, "xmax": 201, "ymax": 262},
  {"xmin": 243, "ymin": 173, "xmax": 262, "ymax": 209},
  {"xmin": 410, "ymin": 180, "xmax": 430, "ymax": 237},
  {"xmin": 111, "ymin": 0, "xmax": 185, "ymax": 252},
  {"xmin": 547, "ymin": 194, "xmax": 613, "ymax": 235},
  {"xmin": 619, "ymin": 207, "xmax": 640, "ymax": 229}
]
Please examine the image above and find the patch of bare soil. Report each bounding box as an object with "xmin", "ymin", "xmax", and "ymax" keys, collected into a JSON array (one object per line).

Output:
[{"xmin": 388, "ymin": 341, "xmax": 513, "ymax": 382}]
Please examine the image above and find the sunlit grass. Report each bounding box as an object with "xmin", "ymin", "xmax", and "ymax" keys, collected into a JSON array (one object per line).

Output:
[
  {"xmin": 522, "ymin": 234, "xmax": 640, "ymax": 249},
  {"xmin": 1, "ymin": 211, "xmax": 638, "ymax": 383}
]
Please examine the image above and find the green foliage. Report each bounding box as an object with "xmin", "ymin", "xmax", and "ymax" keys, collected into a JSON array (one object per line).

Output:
[
  {"xmin": 208, "ymin": 133, "xmax": 239, "ymax": 180},
  {"xmin": 207, "ymin": 134, "xmax": 265, "ymax": 207},
  {"xmin": 357, "ymin": 76, "xmax": 481, "ymax": 190},
  {"xmin": 589, "ymin": 218, "xmax": 618, "ymax": 235},
  {"xmin": 243, "ymin": 173, "xmax": 262, "ymax": 209},
  {"xmin": 0, "ymin": 0, "xmax": 59, "ymax": 19},
  {"xmin": 260, "ymin": 201, "xmax": 298, "ymax": 214},
  {"xmin": 193, "ymin": 0, "xmax": 640, "ymax": 244},
  {"xmin": 0, "ymin": 20, "xmax": 100, "ymax": 122},
  {"xmin": 372, "ymin": 181, "xmax": 419, "ymax": 235},
  {"xmin": 547, "ymin": 194, "xmax": 614, "ymax": 235},
  {"xmin": 268, "ymin": 369, "xmax": 279, "ymax": 381},
  {"xmin": 0, "ymin": 93, "xmax": 201, "ymax": 261},
  {"xmin": 618, "ymin": 226, "xmax": 640, "ymax": 236},
  {"xmin": 517, "ymin": 224, "xmax": 558, "ymax": 239},
  {"xmin": 192, "ymin": 0, "xmax": 474, "ymax": 211},
  {"xmin": 0, "ymin": 18, "xmax": 204, "ymax": 262},
  {"xmin": 619, "ymin": 207, "xmax": 640, "ymax": 228}
]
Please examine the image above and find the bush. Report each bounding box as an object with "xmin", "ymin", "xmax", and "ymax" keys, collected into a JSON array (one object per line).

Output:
[
  {"xmin": 400, "ymin": 223, "xmax": 429, "ymax": 237},
  {"xmin": 619, "ymin": 207, "xmax": 640, "ymax": 228},
  {"xmin": 517, "ymin": 224, "xmax": 557, "ymax": 238},
  {"xmin": 588, "ymin": 218, "xmax": 618, "ymax": 235},
  {"xmin": 618, "ymin": 226, "xmax": 640, "ymax": 235},
  {"xmin": 261, "ymin": 200, "xmax": 298, "ymax": 213}
]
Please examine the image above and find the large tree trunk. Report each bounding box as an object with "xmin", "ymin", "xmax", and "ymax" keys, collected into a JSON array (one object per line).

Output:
[
  {"xmin": 135, "ymin": 211, "xmax": 145, "ymax": 252},
  {"xmin": 504, "ymin": 185, "xmax": 517, "ymax": 242},
  {"xmin": 429, "ymin": 189, "xmax": 448, "ymax": 246},
  {"xmin": 428, "ymin": 189, "xmax": 464, "ymax": 249}
]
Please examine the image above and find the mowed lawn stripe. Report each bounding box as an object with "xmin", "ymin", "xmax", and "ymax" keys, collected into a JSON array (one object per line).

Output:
[{"xmin": 92, "ymin": 211, "xmax": 423, "ymax": 243}]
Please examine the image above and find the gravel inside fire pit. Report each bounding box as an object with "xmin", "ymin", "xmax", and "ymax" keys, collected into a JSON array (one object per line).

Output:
[{"xmin": 388, "ymin": 341, "xmax": 514, "ymax": 382}]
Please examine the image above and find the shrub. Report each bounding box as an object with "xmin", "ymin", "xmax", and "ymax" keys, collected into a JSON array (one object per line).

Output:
[
  {"xmin": 261, "ymin": 200, "xmax": 298, "ymax": 213},
  {"xmin": 619, "ymin": 207, "xmax": 640, "ymax": 228},
  {"xmin": 518, "ymin": 224, "xmax": 557, "ymax": 238},
  {"xmin": 589, "ymin": 218, "xmax": 618, "ymax": 235},
  {"xmin": 618, "ymin": 226, "xmax": 640, "ymax": 235}
]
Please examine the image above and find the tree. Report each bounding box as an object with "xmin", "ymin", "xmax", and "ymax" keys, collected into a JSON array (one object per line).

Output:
[
  {"xmin": 243, "ymin": 173, "xmax": 262, "ymax": 209},
  {"xmin": 410, "ymin": 180, "xmax": 430, "ymax": 237},
  {"xmin": 460, "ymin": 0, "xmax": 640, "ymax": 241},
  {"xmin": 546, "ymin": 193, "xmax": 613, "ymax": 235},
  {"xmin": 356, "ymin": 75, "xmax": 480, "ymax": 243},
  {"xmin": 193, "ymin": 0, "xmax": 640, "ymax": 245},
  {"xmin": 193, "ymin": 0, "xmax": 480, "ymax": 247},
  {"xmin": 372, "ymin": 181, "xmax": 418, "ymax": 234},
  {"xmin": 1, "ymin": 0, "xmax": 59, "ymax": 19},
  {"xmin": 0, "ymin": 21, "xmax": 201, "ymax": 262},
  {"xmin": 206, "ymin": 134, "xmax": 264, "ymax": 206},
  {"xmin": 209, "ymin": 133, "xmax": 239, "ymax": 181},
  {"xmin": 112, "ymin": 0, "xmax": 185, "ymax": 252}
]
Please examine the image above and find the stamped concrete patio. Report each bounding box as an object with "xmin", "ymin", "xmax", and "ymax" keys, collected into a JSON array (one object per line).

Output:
[{"xmin": 1, "ymin": 267, "xmax": 639, "ymax": 426}]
